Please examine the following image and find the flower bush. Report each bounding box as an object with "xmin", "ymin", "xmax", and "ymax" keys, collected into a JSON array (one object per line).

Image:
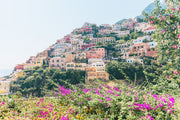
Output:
[
  {"xmin": 0, "ymin": 81, "xmax": 179, "ymax": 120},
  {"xmin": 146, "ymin": 0, "xmax": 180, "ymax": 87}
]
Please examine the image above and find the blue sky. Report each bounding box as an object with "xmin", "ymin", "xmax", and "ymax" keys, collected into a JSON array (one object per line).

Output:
[{"xmin": 0, "ymin": 0, "xmax": 154, "ymax": 74}]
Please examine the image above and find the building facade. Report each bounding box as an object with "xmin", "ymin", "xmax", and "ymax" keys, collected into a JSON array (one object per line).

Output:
[{"xmin": 86, "ymin": 48, "xmax": 105, "ymax": 59}]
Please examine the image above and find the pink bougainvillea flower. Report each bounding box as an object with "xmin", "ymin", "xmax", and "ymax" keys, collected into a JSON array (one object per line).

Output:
[
  {"xmin": 1, "ymin": 102, "xmax": 5, "ymax": 105},
  {"xmin": 162, "ymin": 16, "xmax": 165, "ymax": 20},
  {"xmin": 178, "ymin": 34, "xmax": 180, "ymax": 39},
  {"xmin": 106, "ymin": 97, "xmax": 112, "ymax": 101},
  {"xmin": 168, "ymin": 75, "xmax": 171, "ymax": 79},
  {"xmin": 170, "ymin": 14, "xmax": 173, "ymax": 18},
  {"xmin": 162, "ymin": 30, "xmax": 166, "ymax": 34},
  {"xmin": 173, "ymin": 71, "xmax": 179, "ymax": 75},
  {"xmin": 58, "ymin": 85, "xmax": 71, "ymax": 96},
  {"xmin": 173, "ymin": 45, "xmax": 178, "ymax": 49},
  {"xmin": 150, "ymin": 21, "xmax": 154, "ymax": 24},
  {"xmin": 61, "ymin": 116, "xmax": 69, "ymax": 120},
  {"xmin": 171, "ymin": 8, "xmax": 175, "ymax": 11},
  {"xmin": 150, "ymin": 16, "xmax": 153, "ymax": 18}
]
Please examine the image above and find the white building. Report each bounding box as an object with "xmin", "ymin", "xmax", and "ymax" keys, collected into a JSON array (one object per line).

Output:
[
  {"xmin": 90, "ymin": 37, "xmax": 116, "ymax": 44},
  {"xmin": 135, "ymin": 22, "xmax": 150, "ymax": 32},
  {"xmin": 99, "ymin": 24, "xmax": 112, "ymax": 29},
  {"xmin": 86, "ymin": 34, "xmax": 94, "ymax": 38},
  {"xmin": 51, "ymin": 43, "xmax": 72, "ymax": 57},
  {"xmin": 88, "ymin": 59, "xmax": 104, "ymax": 64},
  {"xmin": 133, "ymin": 36, "xmax": 151, "ymax": 44},
  {"xmin": 114, "ymin": 30, "xmax": 130, "ymax": 37},
  {"xmin": 112, "ymin": 24, "xmax": 126, "ymax": 31}
]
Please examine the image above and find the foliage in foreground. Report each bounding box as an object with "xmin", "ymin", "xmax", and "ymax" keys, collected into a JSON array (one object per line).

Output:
[
  {"xmin": 10, "ymin": 67, "xmax": 85, "ymax": 97},
  {"xmin": 1, "ymin": 81, "xmax": 180, "ymax": 120}
]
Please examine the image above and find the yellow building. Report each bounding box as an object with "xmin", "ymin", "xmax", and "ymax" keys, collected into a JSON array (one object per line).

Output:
[
  {"xmin": 23, "ymin": 63, "xmax": 36, "ymax": 70},
  {"xmin": 75, "ymin": 63, "xmax": 86, "ymax": 71},
  {"xmin": 33, "ymin": 57, "xmax": 46, "ymax": 66},
  {"xmin": 85, "ymin": 66, "xmax": 109, "ymax": 83},
  {"xmin": 66, "ymin": 62, "xmax": 86, "ymax": 71},
  {"xmin": 23, "ymin": 57, "xmax": 46, "ymax": 70},
  {"xmin": 0, "ymin": 81, "xmax": 11, "ymax": 94},
  {"xmin": 13, "ymin": 71, "xmax": 26, "ymax": 81}
]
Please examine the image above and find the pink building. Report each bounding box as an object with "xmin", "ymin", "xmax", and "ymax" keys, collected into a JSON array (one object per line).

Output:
[
  {"xmin": 86, "ymin": 48, "xmax": 105, "ymax": 59},
  {"xmin": 15, "ymin": 64, "xmax": 24, "ymax": 71},
  {"xmin": 81, "ymin": 44, "xmax": 95, "ymax": 50},
  {"xmin": 81, "ymin": 27, "xmax": 92, "ymax": 33},
  {"xmin": 143, "ymin": 26, "xmax": 155, "ymax": 33},
  {"xmin": 64, "ymin": 35, "xmax": 71, "ymax": 42}
]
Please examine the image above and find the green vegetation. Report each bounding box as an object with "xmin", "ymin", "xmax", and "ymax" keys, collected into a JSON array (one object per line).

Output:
[{"xmin": 10, "ymin": 67, "xmax": 85, "ymax": 97}]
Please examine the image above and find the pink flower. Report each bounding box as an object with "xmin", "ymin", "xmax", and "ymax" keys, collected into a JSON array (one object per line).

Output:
[
  {"xmin": 106, "ymin": 97, "xmax": 112, "ymax": 101},
  {"xmin": 162, "ymin": 16, "xmax": 165, "ymax": 20},
  {"xmin": 150, "ymin": 21, "xmax": 154, "ymax": 24},
  {"xmin": 168, "ymin": 75, "xmax": 171, "ymax": 79},
  {"xmin": 1, "ymin": 102, "xmax": 5, "ymax": 105},
  {"xmin": 173, "ymin": 71, "xmax": 179, "ymax": 75},
  {"xmin": 61, "ymin": 116, "xmax": 69, "ymax": 120},
  {"xmin": 173, "ymin": 45, "xmax": 178, "ymax": 49},
  {"xmin": 162, "ymin": 30, "xmax": 166, "ymax": 34},
  {"xmin": 179, "ymin": 7, "xmax": 180, "ymax": 10},
  {"xmin": 171, "ymin": 8, "xmax": 175, "ymax": 11},
  {"xmin": 170, "ymin": 14, "xmax": 173, "ymax": 18},
  {"xmin": 150, "ymin": 16, "xmax": 153, "ymax": 18},
  {"xmin": 99, "ymin": 99, "xmax": 103, "ymax": 103},
  {"xmin": 83, "ymin": 89, "xmax": 89, "ymax": 93},
  {"xmin": 178, "ymin": 34, "xmax": 180, "ymax": 39}
]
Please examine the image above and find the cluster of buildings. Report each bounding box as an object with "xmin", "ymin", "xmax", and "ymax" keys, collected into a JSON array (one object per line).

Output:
[
  {"xmin": 115, "ymin": 35, "xmax": 157, "ymax": 64},
  {"xmin": 13, "ymin": 19, "xmax": 157, "ymax": 84}
]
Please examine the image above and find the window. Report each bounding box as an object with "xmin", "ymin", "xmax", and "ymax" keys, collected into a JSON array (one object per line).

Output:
[
  {"xmin": 61, "ymin": 60, "xmax": 63, "ymax": 62},
  {"xmin": 57, "ymin": 60, "xmax": 59, "ymax": 62},
  {"xmin": 141, "ymin": 46, "xmax": 143, "ymax": 48},
  {"xmin": 52, "ymin": 60, "xmax": 54, "ymax": 63}
]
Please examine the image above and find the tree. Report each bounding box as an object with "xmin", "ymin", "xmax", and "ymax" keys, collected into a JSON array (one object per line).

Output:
[
  {"xmin": 84, "ymin": 37, "xmax": 90, "ymax": 44},
  {"xmin": 145, "ymin": 0, "xmax": 180, "ymax": 88}
]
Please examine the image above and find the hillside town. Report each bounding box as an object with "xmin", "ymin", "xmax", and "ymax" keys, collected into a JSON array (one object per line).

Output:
[{"xmin": 0, "ymin": 18, "xmax": 157, "ymax": 94}]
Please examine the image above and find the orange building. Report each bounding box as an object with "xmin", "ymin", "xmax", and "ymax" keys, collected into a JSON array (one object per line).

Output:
[
  {"xmin": 86, "ymin": 48, "xmax": 105, "ymax": 59},
  {"xmin": 128, "ymin": 43, "xmax": 150, "ymax": 57},
  {"xmin": 85, "ymin": 67, "xmax": 109, "ymax": 83},
  {"xmin": 49, "ymin": 53, "xmax": 75, "ymax": 70}
]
